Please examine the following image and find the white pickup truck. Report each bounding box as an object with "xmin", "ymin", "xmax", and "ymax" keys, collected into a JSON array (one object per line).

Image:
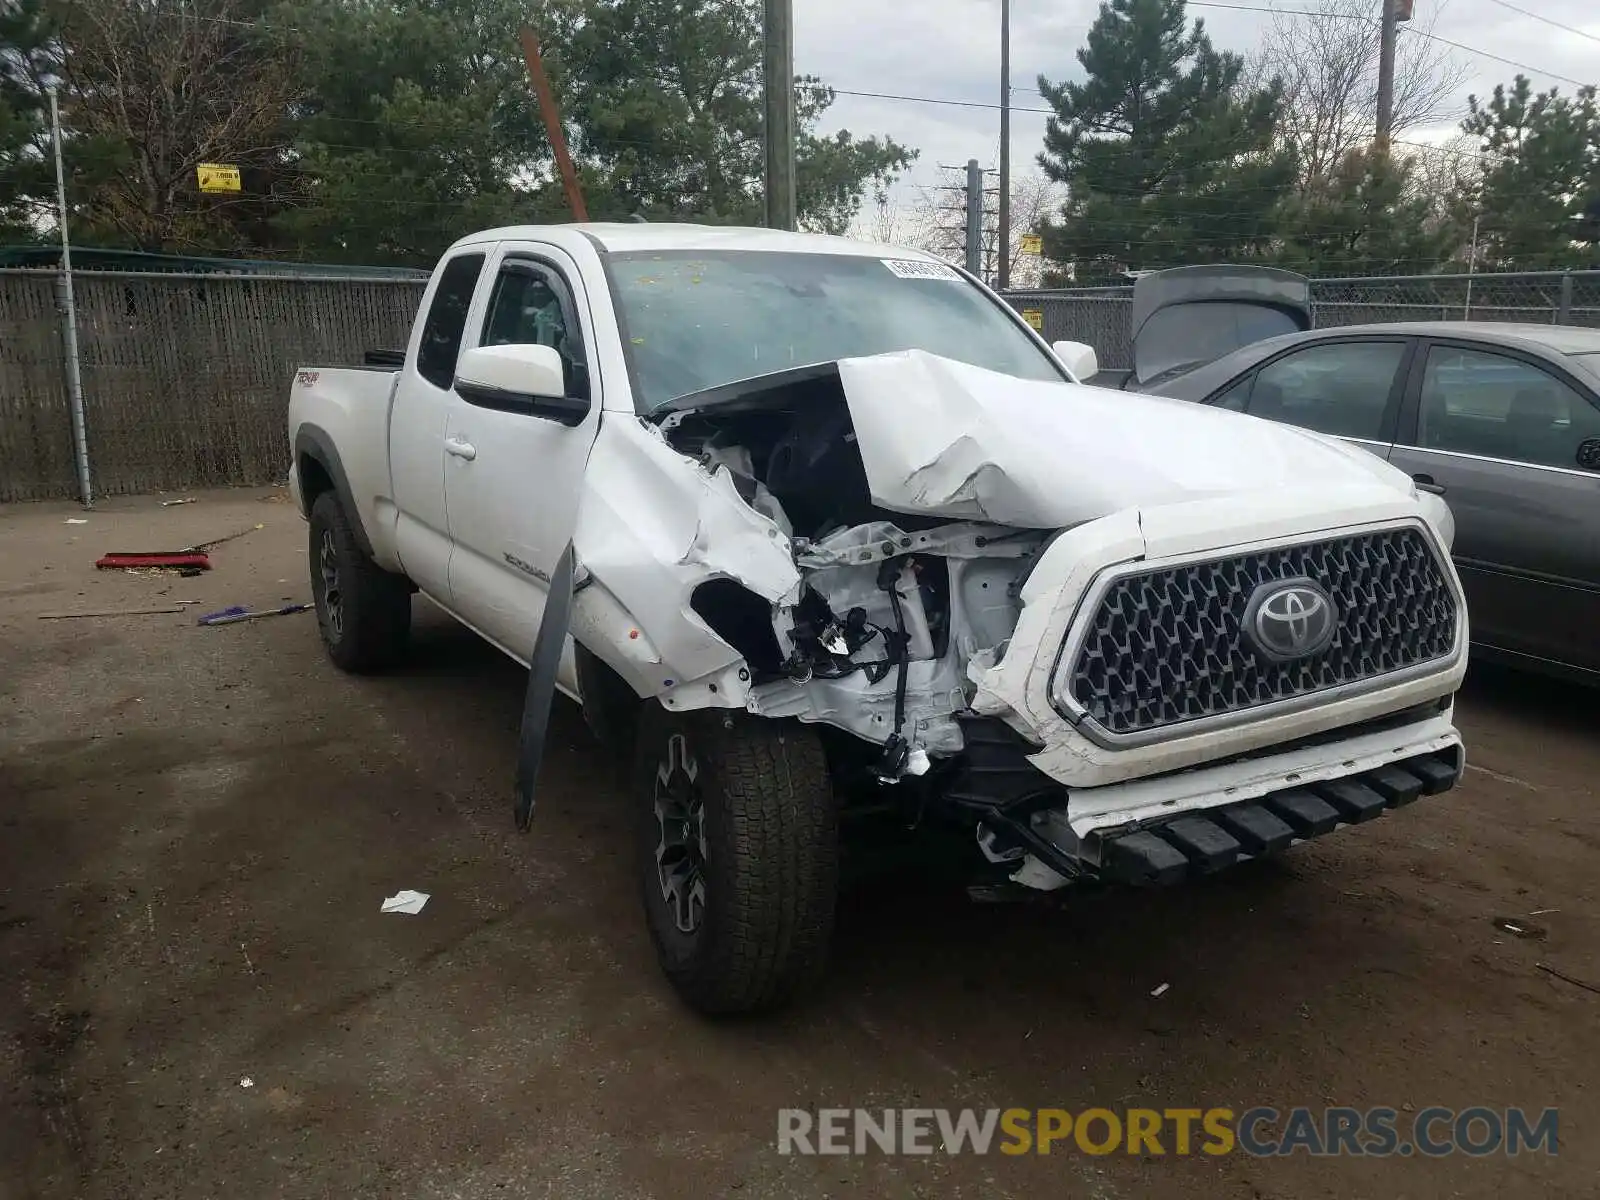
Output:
[{"xmin": 289, "ymin": 223, "xmax": 1469, "ymax": 1014}]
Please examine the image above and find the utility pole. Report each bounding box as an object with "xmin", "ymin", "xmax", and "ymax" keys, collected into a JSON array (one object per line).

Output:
[
  {"xmin": 519, "ymin": 27, "xmax": 588, "ymax": 221},
  {"xmin": 1375, "ymin": 0, "xmax": 1398, "ymax": 153},
  {"xmin": 997, "ymin": 0, "xmax": 1012, "ymax": 290},
  {"xmin": 48, "ymin": 86, "xmax": 91, "ymax": 509},
  {"xmin": 763, "ymin": 0, "xmax": 796, "ymax": 231},
  {"xmin": 965, "ymin": 160, "xmax": 984, "ymax": 276}
]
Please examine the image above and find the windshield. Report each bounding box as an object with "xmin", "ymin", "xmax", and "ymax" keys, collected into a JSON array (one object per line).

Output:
[{"xmin": 608, "ymin": 250, "xmax": 1066, "ymax": 410}]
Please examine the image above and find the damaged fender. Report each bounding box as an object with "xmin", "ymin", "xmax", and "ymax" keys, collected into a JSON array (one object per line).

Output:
[{"xmin": 572, "ymin": 416, "xmax": 801, "ymax": 708}]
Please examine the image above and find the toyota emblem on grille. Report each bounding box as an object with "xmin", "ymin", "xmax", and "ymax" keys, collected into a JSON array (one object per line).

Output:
[{"xmin": 1243, "ymin": 577, "xmax": 1338, "ymax": 663}]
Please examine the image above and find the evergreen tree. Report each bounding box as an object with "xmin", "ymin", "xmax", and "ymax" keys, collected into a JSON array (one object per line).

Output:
[
  {"xmin": 562, "ymin": 0, "xmax": 914, "ymax": 232},
  {"xmin": 271, "ymin": 0, "xmax": 568, "ymax": 264},
  {"xmin": 1458, "ymin": 75, "xmax": 1600, "ymax": 270},
  {"xmin": 1276, "ymin": 148, "xmax": 1458, "ymax": 275},
  {"xmin": 1035, "ymin": 0, "xmax": 1296, "ymax": 278},
  {"xmin": 0, "ymin": 0, "xmax": 58, "ymax": 242},
  {"xmin": 276, "ymin": 0, "xmax": 913, "ymax": 263}
]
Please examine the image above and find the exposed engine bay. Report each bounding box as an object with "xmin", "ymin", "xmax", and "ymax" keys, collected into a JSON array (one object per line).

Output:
[{"xmin": 654, "ymin": 365, "xmax": 1050, "ymax": 778}]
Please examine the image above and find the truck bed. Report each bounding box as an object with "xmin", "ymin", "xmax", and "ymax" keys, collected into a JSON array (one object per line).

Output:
[{"xmin": 288, "ymin": 365, "xmax": 404, "ymax": 570}]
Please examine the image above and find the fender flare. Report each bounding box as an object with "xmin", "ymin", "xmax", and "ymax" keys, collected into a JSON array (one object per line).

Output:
[{"xmin": 294, "ymin": 424, "xmax": 375, "ymax": 559}]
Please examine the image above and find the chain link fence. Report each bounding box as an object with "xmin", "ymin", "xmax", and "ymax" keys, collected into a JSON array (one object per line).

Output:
[
  {"xmin": 1003, "ymin": 270, "xmax": 1600, "ymax": 371},
  {"xmin": 0, "ymin": 269, "xmax": 426, "ymax": 502},
  {"xmin": 5, "ymin": 266, "xmax": 1600, "ymax": 502}
]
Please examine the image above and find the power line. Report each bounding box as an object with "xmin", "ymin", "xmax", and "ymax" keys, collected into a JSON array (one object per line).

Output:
[
  {"xmin": 840, "ymin": 85, "xmax": 1495, "ymax": 165},
  {"xmin": 833, "ymin": 88, "xmax": 1054, "ymax": 115},
  {"xmin": 1190, "ymin": 1, "xmax": 1358, "ymax": 15},
  {"xmin": 1187, "ymin": 0, "xmax": 1595, "ymax": 88},
  {"xmin": 1399, "ymin": 25, "xmax": 1593, "ymax": 90},
  {"xmin": 1477, "ymin": 0, "xmax": 1600, "ymax": 49}
]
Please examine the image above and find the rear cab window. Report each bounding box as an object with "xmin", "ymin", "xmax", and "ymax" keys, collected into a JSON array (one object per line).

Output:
[{"xmin": 416, "ymin": 252, "xmax": 486, "ymax": 389}]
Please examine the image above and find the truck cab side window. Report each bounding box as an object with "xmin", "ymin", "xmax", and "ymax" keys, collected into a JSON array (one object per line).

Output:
[
  {"xmin": 416, "ymin": 253, "xmax": 485, "ymax": 389},
  {"xmin": 482, "ymin": 260, "xmax": 589, "ymax": 399}
]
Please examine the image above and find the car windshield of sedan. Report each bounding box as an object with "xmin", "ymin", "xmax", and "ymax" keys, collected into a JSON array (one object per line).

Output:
[{"xmin": 609, "ymin": 250, "xmax": 1066, "ymax": 411}]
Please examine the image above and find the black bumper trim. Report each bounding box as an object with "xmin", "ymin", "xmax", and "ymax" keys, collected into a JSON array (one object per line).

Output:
[
  {"xmin": 1268, "ymin": 789, "xmax": 1340, "ymax": 837},
  {"xmin": 1094, "ymin": 745, "xmax": 1463, "ymax": 887},
  {"xmin": 1156, "ymin": 815, "xmax": 1242, "ymax": 873},
  {"xmin": 1216, "ymin": 805, "xmax": 1296, "ymax": 856}
]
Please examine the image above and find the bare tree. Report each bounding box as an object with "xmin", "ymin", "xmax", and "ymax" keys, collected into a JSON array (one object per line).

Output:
[
  {"xmin": 849, "ymin": 184, "xmax": 931, "ymax": 248},
  {"xmin": 1401, "ymin": 131, "xmax": 1480, "ymax": 263},
  {"xmin": 898, "ymin": 164, "xmax": 1062, "ymax": 287},
  {"xmin": 902, "ymin": 167, "xmax": 971, "ymax": 266},
  {"xmin": 55, "ymin": 0, "xmax": 300, "ymax": 249},
  {"xmin": 1003, "ymin": 170, "xmax": 1063, "ymax": 287},
  {"xmin": 1254, "ymin": 0, "xmax": 1468, "ymax": 194}
]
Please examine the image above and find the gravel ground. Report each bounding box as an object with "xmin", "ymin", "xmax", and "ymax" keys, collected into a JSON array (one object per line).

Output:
[{"xmin": 1, "ymin": 488, "xmax": 1595, "ymax": 1200}]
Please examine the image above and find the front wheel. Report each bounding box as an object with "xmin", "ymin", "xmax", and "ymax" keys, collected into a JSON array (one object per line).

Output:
[
  {"xmin": 634, "ymin": 705, "xmax": 839, "ymax": 1015},
  {"xmin": 308, "ymin": 491, "xmax": 412, "ymax": 673}
]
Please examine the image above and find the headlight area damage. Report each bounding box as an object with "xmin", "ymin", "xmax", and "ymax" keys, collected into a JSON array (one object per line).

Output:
[{"xmin": 571, "ymin": 350, "xmax": 1468, "ymax": 893}]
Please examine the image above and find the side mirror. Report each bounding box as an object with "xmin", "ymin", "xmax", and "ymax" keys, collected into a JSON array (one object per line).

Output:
[
  {"xmin": 453, "ymin": 343, "xmax": 587, "ymax": 426},
  {"xmin": 1052, "ymin": 340, "xmax": 1098, "ymax": 382}
]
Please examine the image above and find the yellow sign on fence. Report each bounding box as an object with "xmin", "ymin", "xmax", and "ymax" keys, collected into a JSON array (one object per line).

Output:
[
  {"xmin": 1020, "ymin": 233, "xmax": 1043, "ymax": 256},
  {"xmin": 1021, "ymin": 308, "xmax": 1044, "ymax": 331},
  {"xmin": 197, "ymin": 164, "xmax": 242, "ymax": 193}
]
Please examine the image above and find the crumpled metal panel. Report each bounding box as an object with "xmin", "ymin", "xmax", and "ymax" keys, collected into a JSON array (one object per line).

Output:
[{"xmin": 1066, "ymin": 527, "xmax": 1458, "ymax": 737}]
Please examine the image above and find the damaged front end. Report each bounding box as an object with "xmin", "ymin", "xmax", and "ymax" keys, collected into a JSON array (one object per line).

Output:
[
  {"xmin": 572, "ymin": 350, "xmax": 1468, "ymax": 892},
  {"xmin": 573, "ymin": 360, "xmax": 1052, "ymax": 782}
]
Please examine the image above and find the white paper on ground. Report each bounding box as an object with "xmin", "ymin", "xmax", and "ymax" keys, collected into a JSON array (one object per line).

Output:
[{"xmin": 381, "ymin": 889, "xmax": 430, "ymax": 914}]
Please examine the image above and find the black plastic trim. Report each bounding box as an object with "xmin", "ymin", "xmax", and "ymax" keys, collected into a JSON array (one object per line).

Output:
[
  {"xmin": 293, "ymin": 423, "xmax": 374, "ymax": 558},
  {"xmin": 1094, "ymin": 745, "xmax": 1463, "ymax": 887},
  {"xmin": 452, "ymin": 378, "xmax": 590, "ymax": 426}
]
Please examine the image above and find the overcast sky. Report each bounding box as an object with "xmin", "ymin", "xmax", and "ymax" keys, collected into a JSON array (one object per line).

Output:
[{"xmin": 794, "ymin": 0, "xmax": 1600, "ymax": 207}]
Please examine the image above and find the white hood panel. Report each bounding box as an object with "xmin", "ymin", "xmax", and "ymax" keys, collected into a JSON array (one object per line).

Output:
[{"xmin": 834, "ymin": 350, "xmax": 1415, "ymax": 528}]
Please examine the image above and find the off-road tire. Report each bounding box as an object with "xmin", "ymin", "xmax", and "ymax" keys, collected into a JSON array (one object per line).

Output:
[
  {"xmin": 308, "ymin": 491, "xmax": 412, "ymax": 673},
  {"xmin": 634, "ymin": 704, "xmax": 839, "ymax": 1015}
]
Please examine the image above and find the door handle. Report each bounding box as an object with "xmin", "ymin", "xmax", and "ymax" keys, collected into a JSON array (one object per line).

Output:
[
  {"xmin": 1412, "ymin": 473, "xmax": 1446, "ymax": 496},
  {"xmin": 444, "ymin": 437, "xmax": 477, "ymax": 461}
]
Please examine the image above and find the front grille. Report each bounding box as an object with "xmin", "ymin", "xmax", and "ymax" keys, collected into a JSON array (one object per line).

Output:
[{"xmin": 1063, "ymin": 526, "xmax": 1458, "ymax": 738}]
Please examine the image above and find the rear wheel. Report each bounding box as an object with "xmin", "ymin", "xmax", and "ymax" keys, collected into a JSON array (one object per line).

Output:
[
  {"xmin": 634, "ymin": 705, "xmax": 839, "ymax": 1015},
  {"xmin": 308, "ymin": 491, "xmax": 412, "ymax": 673}
]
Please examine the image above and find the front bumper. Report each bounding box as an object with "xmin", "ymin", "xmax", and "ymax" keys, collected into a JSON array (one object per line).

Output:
[
  {"xmin": 1092, "ymin": 743, "xmax": 1462, "ymax": 886},
  {"xmin": 948, "ymin": 706, "xmax": 1463, "ymax": 888}
]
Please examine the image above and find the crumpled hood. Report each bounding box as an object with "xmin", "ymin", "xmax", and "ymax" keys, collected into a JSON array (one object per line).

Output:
[{"xmin": 835, "ymin": 349, "xmax": 1415, "ymax": 528}]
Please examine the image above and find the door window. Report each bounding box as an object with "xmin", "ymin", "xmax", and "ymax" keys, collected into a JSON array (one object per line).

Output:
[
  {"xmin": 416, "ymin": 252, "xmax": 485, "ymax": 389},
  {"xmin": 1416, "ymin": 345, "xmax": 1600, "ymax": 471},
  {"xmin": 1228, "ymin": 341, "xmax": 1406, "ymax": 440},
  {"xmin": 481, "ymin": 260, "xmax": 588, "ymax": 398}
]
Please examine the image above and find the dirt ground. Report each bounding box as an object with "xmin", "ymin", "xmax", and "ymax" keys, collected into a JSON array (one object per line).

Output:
[{"xmin": 1, "ymin": 488, "xmax": 1596, "ymax": 1200}]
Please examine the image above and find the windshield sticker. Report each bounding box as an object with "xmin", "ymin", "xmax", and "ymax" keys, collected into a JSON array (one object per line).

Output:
[{"xmin": 881, "ymin": 258, "xmax": 962, "ymax": 282}]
